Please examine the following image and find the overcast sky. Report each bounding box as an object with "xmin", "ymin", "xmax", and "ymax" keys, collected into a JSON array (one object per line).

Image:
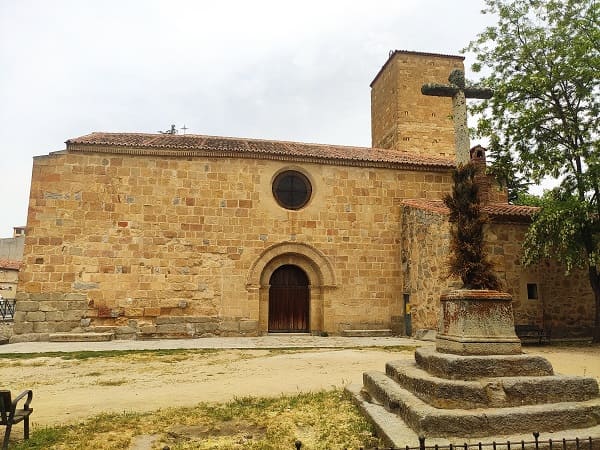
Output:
[{"xmin": 0, "ymin": 0, "xmax": 496, "ymax": 238}]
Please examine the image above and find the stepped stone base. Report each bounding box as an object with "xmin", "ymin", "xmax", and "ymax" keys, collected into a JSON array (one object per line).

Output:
[
  {"xmin": 349, "ymin": 289, "xmax": 600, "ymax": 445},
  {"xmin": 385, "ymin": 359, "xmax": 598, "ymax": 409},
  {"xmin": 346, "ymin": 383, "xmax": 600, "ymax": 448},
  {"xmin": 342, "ymin": 329, "xmax": 392, "ymax": 337},
  {"xmin": 348, "ymin": 347, "xmax": 600, "ymax": 443},
  {"xmin": 49, "ymin": 332, "xmax": 114, "ymax": 342},
  {"xmin": 415, "ymin": 347, "xmax": 554, "ymax": 379},
  {"xmin": 361, "ymin": 370, "xmax": 600, "ymax": 437}
]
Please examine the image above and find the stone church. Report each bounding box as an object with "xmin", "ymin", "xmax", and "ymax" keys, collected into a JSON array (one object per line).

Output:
[{"xmin": 11, "ymin": 50, "xmax": 595, "ymax": 343}]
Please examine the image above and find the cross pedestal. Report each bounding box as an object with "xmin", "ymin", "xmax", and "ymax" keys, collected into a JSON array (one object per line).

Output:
[{"xmin": 436, "ymin": 289, "xmax": 522, "ymax": 355}]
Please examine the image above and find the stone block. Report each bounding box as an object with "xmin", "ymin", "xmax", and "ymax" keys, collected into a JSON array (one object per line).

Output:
[
  {"xmin": 38, "ymin": 301, "xmax": 63, "ymax": 312},
  {"xmin": 45, "ymin": 311, "xmax": 64, "ymax": 321},
  {"xmin": 10, "ymin": 333, "xmax": 47, "ymax": 343},
  {"xmin": 195, "ymin": 321, "xmax": 218, "ymax": 333},
  {"xmin": 415, "ymin": 347, "xmax": 554, "ymax": 380},
  {"xmin": 12, "ymin": 311, "xmax": 27, "ymax": 322},
  {"xmin": 25, "ymin": 311, "xmax": 46, "ymax": 322},
  {"xmin": 12, "ymin": 321, "xmax": 34, "ymax": 334},
  {"xmin": 437, "ymin": 289, "xmax": 521, "ymax": 356},
  {"xmin": 67, "ymin": 301, "xmax": 87, "ymax": 310},
  {"xmin": 143, "ymin": 307, "xmax": 161, "ymax": 317},
  {"xmin": 15, "ymin": 301, "xmax": 39, "ymax": 312},
  {"xmin": 33, "ymin": 322, "xmax": 55, "ymax": 333},
  {"xmin": 54, "ymin": 321, "xmax": 80, "ymax": 332},
  {"xmin": 219, "ymin": 320, "xmax": 239, "ymax": 332},
  {"xmin": 115, "ymin": 326, "xmax": 137, "ymax": 335},
  {"xmin": 124, "ymin": 308, "xmax": 144, "ymax": 317},
  {"xmin": 239, "ymin": 319, "xmax": 258, "ymax": 332},
  {"xmin": 64, "ymin": 293, "xmax": 87, "ymax": 301},
  {"xmin": 139, "ymin": 325, "xmax": 157, "ymax": 334},
  {"xmin": 63, "ymin": 310, "xmax": 84, "ymax": 322},
  {"xmin": 156, "ymin": 324, "xmax": 189, "ymax": 334}
]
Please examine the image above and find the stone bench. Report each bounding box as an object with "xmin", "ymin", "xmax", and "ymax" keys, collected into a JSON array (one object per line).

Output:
[{"xmin": 1, "ymin": 389, "xmax": 33, "ymax": 450}]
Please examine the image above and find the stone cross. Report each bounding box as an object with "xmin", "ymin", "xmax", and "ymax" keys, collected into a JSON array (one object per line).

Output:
[{"xmin": 421, "ymin": 69, "xmax": 492, "ymax": 165}]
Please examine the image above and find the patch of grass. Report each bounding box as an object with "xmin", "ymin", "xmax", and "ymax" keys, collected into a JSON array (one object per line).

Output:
[
  {"xmin": 9, "ymin": 389, "xmax": 380, "ymax": 450},
  {"xmin": 10, "ymin": 426, "xmax": 69, "ymax": 450}
]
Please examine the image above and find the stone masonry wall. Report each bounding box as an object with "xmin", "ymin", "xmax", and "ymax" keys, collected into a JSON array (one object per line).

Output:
[
  {"xmin": 14, "ymin": 150, "xmax": 454, "ymax": 341},
  {"xmin": 402, "ymin": 205, "xmax": 595, "ymax": 337},
  {"xmin": 371, "ymin": 52, "xmax": 464, "ymax": 159}
]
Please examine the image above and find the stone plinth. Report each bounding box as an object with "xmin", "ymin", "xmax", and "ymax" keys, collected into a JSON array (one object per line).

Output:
[
  {"xmin": 436, "ymin": 289, "xmax": 522, "ymax": 355},
  {"xmin": 347, "ymin": 289, "xmax": 600, "ymax": 445}
]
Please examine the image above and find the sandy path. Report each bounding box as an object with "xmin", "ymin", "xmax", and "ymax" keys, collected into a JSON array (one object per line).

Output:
[{"xmin": 1, "ymin": 344, "xmax": 599, "ymax": 428}]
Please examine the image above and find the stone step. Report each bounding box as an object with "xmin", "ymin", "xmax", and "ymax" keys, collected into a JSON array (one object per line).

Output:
[
  {"xmin": 49, "ymin": 332, "xmax": 114, "ymax": 342},
  {"xmin": 415, "ymin": 347, "xmax": 554, "ymax": 379},
  {"xmin": 342, "ymin": 329, "xmax": 392, "ymax": 337},
  {"xmin": 346, "ymin": 383, "xmax": 600, "ymax": 448},
  {"xmin": 361, "ymin": 370, "xmax": 600, "ymax": 437},
  {"xmin": 386, "ymin": 359, "xmax": 599, "ymax": 409}
]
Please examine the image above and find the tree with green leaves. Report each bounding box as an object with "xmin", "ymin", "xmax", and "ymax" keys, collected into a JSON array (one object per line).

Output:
[{"xmin": 465, "ymin": 0, "xmax": 600, "ymax": 341}]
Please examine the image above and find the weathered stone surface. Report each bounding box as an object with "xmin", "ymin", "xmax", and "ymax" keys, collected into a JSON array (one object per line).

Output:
[
  {"xmin": 49, "ymin": 332, "xmax": 113, "ymax": 342},
  {"xmin": 436, "ymin": 290, "xmax": 521, "ymax": 356},
  {"xmin": 387, "ymin": 359, "xmax": 599, "ymax": 408},
  {"xmin": 15, "ymin": 301, "xmax": 39, "ymax": 312},
  {"xmin": 12, "ymin": 321, "xmax": 33, "ymax": 334},
  {"xmin": 155, "ymin": 316, "xmax": 216, "ymax": 325},
  {"xmin": 155, "ymin": 324, "xmax": 192, "ymax": 335},
  {"xmin": 219, "ymin": 320, "xmax": 240, "ymax": 332},
  {"xmin": 361, "ymin": 370, "xmax": 600, "ymax": 437},
  {"xmin": 25, "ymin": 311, "xmax": 46, "ymax": 322},
  {"xmin": 195, "ymin": 322, "xmax": 218, "ymax": 333},
  {"xmin": 10, "ymin": 333, "xmax": 49, "ymax": 343},
  {"xmin": 239, "ymin": 320, "xmax": 259, "ymax": 332},
  {"xmin": 415, "ymin": 347, "xmax": 554, "ymax": 379}
]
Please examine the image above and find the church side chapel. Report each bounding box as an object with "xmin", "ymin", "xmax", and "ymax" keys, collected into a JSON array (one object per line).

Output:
[{"xmin": 11, "ymin": 50, "xmax": 595, "ymax": 343}]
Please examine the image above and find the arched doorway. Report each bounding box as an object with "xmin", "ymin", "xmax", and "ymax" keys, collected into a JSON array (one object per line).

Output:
[{"xmin": 269, "ymin": 265, "xmax": 309, "ymax": 332}]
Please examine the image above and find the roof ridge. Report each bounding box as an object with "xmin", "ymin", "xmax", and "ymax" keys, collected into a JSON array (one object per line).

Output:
[{"xmin": 65, "ymin": 132, "xmax": 456, "ymax": 168}]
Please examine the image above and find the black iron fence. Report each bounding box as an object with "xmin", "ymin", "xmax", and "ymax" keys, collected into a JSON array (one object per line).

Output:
[
  {"xmin": 291, "ymin": 433, "xmax": 600, "ymax": 450},
  {"xmin": 0, "ymin": 299, "xmax": 15, "ymax": 320}
]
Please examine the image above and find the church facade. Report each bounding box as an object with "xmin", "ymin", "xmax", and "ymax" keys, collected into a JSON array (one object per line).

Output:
[{"xmin": 11, "ymin": 51, "xmax": 595, "ymax": 342}]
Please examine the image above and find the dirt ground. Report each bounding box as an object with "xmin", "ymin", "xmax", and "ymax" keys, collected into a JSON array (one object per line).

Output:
[{"xmin": 2, "ymin": 344, "xmax": 599, "ymax": 428}]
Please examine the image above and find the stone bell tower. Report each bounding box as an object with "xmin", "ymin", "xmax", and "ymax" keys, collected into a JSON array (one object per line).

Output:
[{"xmin": 370, "ymin": 50, "xmax": 464, "ymax": 159}]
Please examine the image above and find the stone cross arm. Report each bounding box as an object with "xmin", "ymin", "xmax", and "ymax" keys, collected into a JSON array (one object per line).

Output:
[
  {"xmin": 421, "ymin": 69, "xmax": 493, "ymax": 99},
  {"xmin": 421, "ymin": 83, "xmax": 493, "ymax": 99},
  {"xmin": 421, "ymin": 69, "xmax": 493, "ymax": 165}
]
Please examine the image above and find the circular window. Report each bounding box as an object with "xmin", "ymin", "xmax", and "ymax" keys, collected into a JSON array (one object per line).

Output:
[{"xmin": 272, "ymin": 170, "xmax": 312, "ymax": 210}]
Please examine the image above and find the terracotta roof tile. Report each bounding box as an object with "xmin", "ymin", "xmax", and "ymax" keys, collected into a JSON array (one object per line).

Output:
[
  {"xmin": 402, "ymin": 199, "xmax": 538, "ymax": 222},
  {"xmin": 0, "ymin": 259, "xmax": 22, "ymax": 270},
  {"xmin": 65, "ymin": 132, "xmax": 455, "ymax": 170}
]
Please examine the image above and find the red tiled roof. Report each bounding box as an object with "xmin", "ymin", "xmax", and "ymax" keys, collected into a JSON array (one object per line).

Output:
[
  {"xmin": 0, "ymin": 259, "xmax": 22, "ymax": 270},
  {"xmin": 402, "ymin": 199, "xmax": 538, "ymax": 222},
  {"xmin": 65, "ymin": 132, "xmax": 455, "ymax": 171}
]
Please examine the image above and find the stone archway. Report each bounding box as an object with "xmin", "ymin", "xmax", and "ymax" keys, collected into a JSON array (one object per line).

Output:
[{"xmin": 247, "ymin": 242, "xmax": 336, "ymax": 334}]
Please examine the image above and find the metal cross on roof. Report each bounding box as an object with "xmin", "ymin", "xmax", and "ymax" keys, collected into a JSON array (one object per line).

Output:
[{"xmin": 421, "ymin": 69, "xmax": 493, "ymax": 165}]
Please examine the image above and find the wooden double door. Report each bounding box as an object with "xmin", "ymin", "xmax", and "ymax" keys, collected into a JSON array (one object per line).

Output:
[{"xmin": 268, "ymin": 265, "xmax": 309, "ymax": 333}]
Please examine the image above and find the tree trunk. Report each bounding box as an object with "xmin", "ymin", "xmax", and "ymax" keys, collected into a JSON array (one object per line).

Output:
[{"xmin": 589, "ymin": 265, "xmax": 600, "ymax": 343}]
